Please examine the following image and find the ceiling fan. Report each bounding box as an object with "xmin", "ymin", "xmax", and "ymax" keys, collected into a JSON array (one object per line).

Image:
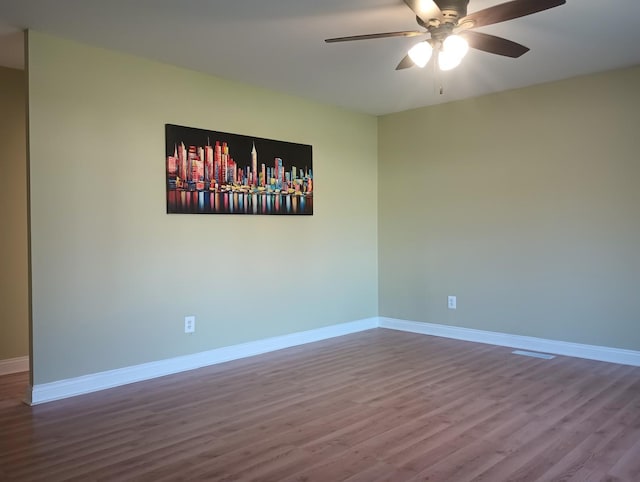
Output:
[{"xmin": 325, "ymin": 0, "xmax": 566, "ymax": 71}]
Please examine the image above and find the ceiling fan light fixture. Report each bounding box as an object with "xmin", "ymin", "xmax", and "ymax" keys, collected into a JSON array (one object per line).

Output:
[
  {"xmin": 408, "ymin": 41, "xmax": 433, "ymax": 68},
  {"xmin": 326, "ymin": 0, "xmax": 567, "ymax": 73},
  {"xmin": 442, "ymin": 34, "xmax": 469, "ymax": 59},
  {"xmin": 438, "ymin": 49, "xmax": 463, "ymax": 70}
]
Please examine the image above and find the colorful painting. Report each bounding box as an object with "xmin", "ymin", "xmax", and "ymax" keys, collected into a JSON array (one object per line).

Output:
[{"xmin": 165, "ymin": 124, "xmax": 313, "ymax": 215}]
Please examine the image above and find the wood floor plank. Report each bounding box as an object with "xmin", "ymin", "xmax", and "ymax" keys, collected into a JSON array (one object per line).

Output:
[
  {"xmin": 608, "ymin": 435, "xmax": 640, "ymax": 480},
  {"xmin": 2, "ymin": 328, "xmax": 640, "ymax": 481}
]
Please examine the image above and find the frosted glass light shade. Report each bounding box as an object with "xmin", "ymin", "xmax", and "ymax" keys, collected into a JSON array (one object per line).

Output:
[
  {"xmin": 442, "ymin": 35, "xmax": 469, "ymax": 59},
  {"xmin": 408, "ymin": 41, "xmax": 433, "ymax": 68},
  {"xmin": 438, "ymin": 50, "xmax": 462, "ymax": 71}
]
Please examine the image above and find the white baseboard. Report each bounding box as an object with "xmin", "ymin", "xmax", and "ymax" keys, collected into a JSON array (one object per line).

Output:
[
  {"xmin": 27, "ymin": 316, "xmax": 640, "ymax": 405},
  {"xmin": 29, "ymin": 318, "xmax": 378, "ymax": 405},
  {"xmin": 0, "ymin": 356, "xmax": 29, "ymax": 376},
  {"xmin": 379, "ymin": 317, "xmax": 640, "ymax": 367}
]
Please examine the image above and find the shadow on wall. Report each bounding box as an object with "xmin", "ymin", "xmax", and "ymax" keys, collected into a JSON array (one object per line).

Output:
[{"xmin": 0, "ymin": 31, "xmax": 29, "ymax": 372}]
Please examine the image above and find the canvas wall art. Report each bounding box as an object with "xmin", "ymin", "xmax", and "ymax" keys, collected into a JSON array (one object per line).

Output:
[{"xmin": 165, "ymin": 124, "xmax": 313, "ymax": 215}]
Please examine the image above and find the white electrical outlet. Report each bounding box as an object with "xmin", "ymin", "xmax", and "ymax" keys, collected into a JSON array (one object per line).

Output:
[
  {"xmin": 448, "ymin": 296, "xmax": 457, "ymax": 310},
  {"xmin": 184, "ymin": 315, "xmax": 195, "ymax": 333}
]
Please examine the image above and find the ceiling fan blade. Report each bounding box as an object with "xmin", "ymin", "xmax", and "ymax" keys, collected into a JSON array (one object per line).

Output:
[
  {"xmin": 403, "ymin": 0, "xmax": 443, "ymax": 25},
  {"xmin": 325, "ymin": 31, "xmax": 424, "ymax": 43},
  {"xmin": 460, "ymin": 0, "xmax": 566, "ymax": 29},
  {"xmin": 396, "ymin": 55, "xmax": 415, "ymax": 70},
  {"xmin": 461, "ymin": 31, "xmax": 529, "ymax": 58}
]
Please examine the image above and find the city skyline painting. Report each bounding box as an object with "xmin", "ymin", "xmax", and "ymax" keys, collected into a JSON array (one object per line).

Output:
[{"xmin": 165, "ymin": 124, "xmax": 313, "ymax": 215}]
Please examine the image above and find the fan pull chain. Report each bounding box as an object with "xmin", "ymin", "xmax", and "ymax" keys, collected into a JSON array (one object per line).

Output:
[{"xmin": 432, "ymin": 55, "xmax": 445, "ymax": 95}]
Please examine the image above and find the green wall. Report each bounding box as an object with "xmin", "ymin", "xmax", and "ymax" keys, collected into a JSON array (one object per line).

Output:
[
  {"xmin": 378, "ymin": 66, "xmax": 640, "ymax": 351},
  {"xmin": 26, "ymin": 28, "xmax": 640, "ymax": 387},
  {"xmin": 0, "ymin": 65, "xmax": 29, "ymax": 361},
  {"xmin": 27, "ymin": 32, "xmax": 378, "ymax": 384}
]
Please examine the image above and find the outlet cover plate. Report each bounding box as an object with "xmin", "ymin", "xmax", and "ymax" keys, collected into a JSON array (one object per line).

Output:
[
  {"xmin": 184, "ymin": 315, "xmax": 195, "ymax": 333},
  {"xmin": 448, "ymin": 296, "xmax": 457, "ymax": 310}
]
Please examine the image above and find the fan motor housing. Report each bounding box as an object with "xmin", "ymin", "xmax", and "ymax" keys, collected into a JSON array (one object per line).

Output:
[{"xmin": 435, "ymin": 0, "xmax": 469, "ymax": 21}]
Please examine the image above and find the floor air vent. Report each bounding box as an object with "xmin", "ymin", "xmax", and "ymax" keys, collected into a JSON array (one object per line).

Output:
[{"xmin": 512, "ymin": 350, "xmax": 555, "ymax": 359}]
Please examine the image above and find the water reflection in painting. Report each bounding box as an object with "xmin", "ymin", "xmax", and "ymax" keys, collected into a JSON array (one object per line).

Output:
[{"xmin": 167, "ymin": 191, "xmax": 313, "ymax": 215}]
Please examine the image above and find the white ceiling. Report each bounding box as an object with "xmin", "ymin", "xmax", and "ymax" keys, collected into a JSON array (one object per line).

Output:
[{"xmin": 1, "ymin": 0, "xmax": 639, "ymax": 115}]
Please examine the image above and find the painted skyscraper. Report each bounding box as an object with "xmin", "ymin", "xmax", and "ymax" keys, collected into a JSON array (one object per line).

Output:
[{"xmin": 251, "ymin": 142, "xmax": 258, "ymax": 187}]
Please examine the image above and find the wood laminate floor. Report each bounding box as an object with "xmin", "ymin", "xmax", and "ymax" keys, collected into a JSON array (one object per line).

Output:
[{"xmin": 1, "ymin": 328, "xmax": 639, "ymax": 481}]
